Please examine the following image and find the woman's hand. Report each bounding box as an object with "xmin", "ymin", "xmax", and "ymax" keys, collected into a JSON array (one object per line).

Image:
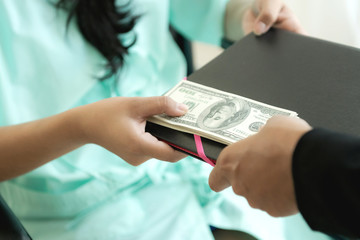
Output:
[
  {"xmin": 225, "ymin": 0, "xmax": 306, "ymax": 41},
  {"xmin": 75, "ymin": 96, "xmax": 188, "ymax": 166},
  {"xmin": 0, "ymin": 96, "xmax": 188, "ymax": 181}
]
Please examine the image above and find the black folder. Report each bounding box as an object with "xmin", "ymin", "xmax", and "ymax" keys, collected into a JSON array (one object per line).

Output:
[{"xmin": 146, "ymin": 28, "xmax": 360, "ymax": 163}]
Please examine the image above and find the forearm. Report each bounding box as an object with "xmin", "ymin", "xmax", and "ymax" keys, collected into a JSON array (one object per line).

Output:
[
  {"xmin": 0, "ymin": 109, "xmax": 85, "ymax": 181},
  {"xmin": 0, "ymin": 96, "xmax": 188, "ymax": 180},
  {"xmin": 293, "ymin": 128, "xmax": 360, "ymax": 238}
]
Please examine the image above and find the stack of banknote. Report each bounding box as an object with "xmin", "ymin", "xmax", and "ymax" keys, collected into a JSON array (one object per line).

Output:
[{"xmin": 149, "ymin": 80, "xmax": 297, "ymax": 145}]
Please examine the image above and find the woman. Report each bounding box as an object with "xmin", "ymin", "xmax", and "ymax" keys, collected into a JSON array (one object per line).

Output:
[{"xmin": 0, "ymin": 0, "xmax": 307, "ymax": 239}]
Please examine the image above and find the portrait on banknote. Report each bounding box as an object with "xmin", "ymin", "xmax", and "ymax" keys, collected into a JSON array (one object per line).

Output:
[{"xmin": 197, "ymin": 98, "xmax": 250, "ymax": 131}]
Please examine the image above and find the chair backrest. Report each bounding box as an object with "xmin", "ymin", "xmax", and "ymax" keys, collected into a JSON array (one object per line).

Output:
[{"xmin": 170, "ymin": 26, "xmax": 194, "ymax": 75}]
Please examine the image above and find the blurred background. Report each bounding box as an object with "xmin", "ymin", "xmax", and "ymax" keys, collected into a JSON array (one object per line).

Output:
[{"xmin": 193, "ymin": 0, "xmax": 360, "ymax": 69}]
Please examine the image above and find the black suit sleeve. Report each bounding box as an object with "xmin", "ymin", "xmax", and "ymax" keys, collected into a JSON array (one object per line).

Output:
[{"xmin": 292, "ymin": 128, "xmax": 360, "ymax": 238}]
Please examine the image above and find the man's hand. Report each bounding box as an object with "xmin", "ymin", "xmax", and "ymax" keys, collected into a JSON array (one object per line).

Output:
[
  {"xmin": 225, "ymin": 0, "xmax": 306, "ymax": 41},
  {"xmin": 208, "ymin": 116, "xmax": 312, "ymax": 217}
]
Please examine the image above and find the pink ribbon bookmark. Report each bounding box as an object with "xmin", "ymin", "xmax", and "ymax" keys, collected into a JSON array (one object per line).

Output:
[
  {"xmin": 184, "ymin": 77, "xmax": 214, "ymax": 166},
  {"xmin": 194, "ymin": 135, "xmax": 215, "ymax": 166}
]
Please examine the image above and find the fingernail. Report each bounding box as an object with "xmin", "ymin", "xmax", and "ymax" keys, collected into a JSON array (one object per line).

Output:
[
  {"xmin": 177, "ymin": 103, "xmax": 188, "ymax": 113},
  {"xmin": 255, "ymin": 22, "xmax": 267, "ymax": 35}
]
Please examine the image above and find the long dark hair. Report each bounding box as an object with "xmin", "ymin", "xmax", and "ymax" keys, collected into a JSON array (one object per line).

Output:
[{"xmin": 56, "ymin": 0, "xmax": 139, "ymax": 79}]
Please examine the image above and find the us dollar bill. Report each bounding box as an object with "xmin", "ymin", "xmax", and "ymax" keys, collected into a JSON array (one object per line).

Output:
[{"xmin": 149, "ymin": 80, "xmax": 297, "ymax": 145}]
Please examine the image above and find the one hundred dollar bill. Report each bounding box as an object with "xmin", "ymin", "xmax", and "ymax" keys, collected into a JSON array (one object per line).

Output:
[{"xmin": 149, "ymin": 80, "xmax": 298, "ymax": 145}]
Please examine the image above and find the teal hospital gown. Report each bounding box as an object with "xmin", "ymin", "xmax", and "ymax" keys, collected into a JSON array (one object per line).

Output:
[{"xmin": 0, "ymin": 0, "xmax": 332, "ymax": 239}]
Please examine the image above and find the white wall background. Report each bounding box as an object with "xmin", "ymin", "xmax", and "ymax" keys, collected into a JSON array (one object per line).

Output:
[{"xmin": 285, "ymin": 0, "xmax": 360, "ymax": 48}]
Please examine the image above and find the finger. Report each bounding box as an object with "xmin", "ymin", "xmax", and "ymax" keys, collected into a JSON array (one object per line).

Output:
[
  {"xmin": 247, "ymin": 199, "xmax": 261, "ymax": 210},
  {"xmin": 134, "ymin": 96, "xmax": 188, "ymax": 118},
  {"xmin": 139, "ymin": 132, "xmax": 187, "ymax": 162},
  {"xmin": 273, "ymin": 6, "xmax": 307, "ymax": 35},
  {"xmin": 253, "ymin": 0, "xmax": 282, "ymax": 35},
  {"xmin": 241, "ymin": 9, "xmax": 257, "ymax": 35},
  {"xmin": 209, "ymin": 141, "xmax": 245, "ymax": 192},
  {"xmin": 208, "ymin": 166, "xmax": 231, "ymax": 192},
  {"xmin": 275, "ymin": 20, "xmax": 307, "ymax": 35}
]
